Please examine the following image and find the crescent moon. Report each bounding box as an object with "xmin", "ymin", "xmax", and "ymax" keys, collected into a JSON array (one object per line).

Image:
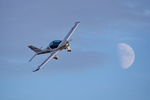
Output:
[{"xmin": 117, "ymin": 43, "xmax": 135, "ymax": 69}]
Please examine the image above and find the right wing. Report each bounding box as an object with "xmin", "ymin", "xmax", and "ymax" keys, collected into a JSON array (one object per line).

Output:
[
  {"xmin": 57, "ymin": 21, "xmax": 80, "ymax": 49},
  {"xmin": 33, "ymin": 50, "xmax": 61, "ymax": 72}
]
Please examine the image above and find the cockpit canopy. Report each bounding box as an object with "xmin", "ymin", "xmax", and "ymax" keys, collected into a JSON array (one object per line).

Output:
[{"xmin": 47, "ymin": 40, "xmax": 62, "ymax": 49}]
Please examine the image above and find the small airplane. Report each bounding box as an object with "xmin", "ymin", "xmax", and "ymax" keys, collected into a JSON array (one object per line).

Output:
[{"xmin": 28, "ymin": 22, "xmax": 80, "ymax": 72}]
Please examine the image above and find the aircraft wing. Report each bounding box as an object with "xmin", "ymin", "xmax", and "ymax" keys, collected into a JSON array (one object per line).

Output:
[
  {"xmin": 33, "ymin": 50, "xmax": 60, "ymax": 72},
  {"xmin": 57, "ymin": 21, "xmax": 80, "ymax": 49}
]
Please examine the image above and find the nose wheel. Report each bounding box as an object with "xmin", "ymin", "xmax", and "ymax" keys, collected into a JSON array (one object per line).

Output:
[
  {"xmin": 53, "ymin": 56, "xmax": 59, "ymax": 60},
  {"xmin": 67, "ymin": 49, "xmax": 72, "ymax": 52}
]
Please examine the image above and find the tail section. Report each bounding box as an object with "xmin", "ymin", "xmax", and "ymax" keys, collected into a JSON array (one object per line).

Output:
[
  {"xmin": 28, "ymin": 45, "xmax": 42, "ymax": 53},
  {"xmin": 28, "ymin": 45, "xmax": 42, "ymax": 62},
  {"xmin": 29, "ymin": 53, "xmax": 37, "ymax": 62}
]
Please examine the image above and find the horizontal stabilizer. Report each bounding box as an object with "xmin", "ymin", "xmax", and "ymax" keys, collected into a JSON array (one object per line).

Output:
[
  {"xmin": 29, "ymin": 53, "xmax": 37, "ymax": 62},
  {"xmin": 28, "ymin": 45, "xmax": 42, "ymax": 53}
]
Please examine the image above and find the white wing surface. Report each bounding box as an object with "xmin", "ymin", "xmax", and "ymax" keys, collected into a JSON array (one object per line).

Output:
[
  {"xmin": 57, "ymin": 21, "xmax": 80, "ymax": 49},
  {"xmin": 33, "ymin": 50, "xmax": 60, "ymax": 72}
]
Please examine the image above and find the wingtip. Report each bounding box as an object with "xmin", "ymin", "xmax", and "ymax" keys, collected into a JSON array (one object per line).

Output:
[
  {"xmin": 75, "ymin": 21, "xmax": 80, "ymax": 24},
  {"xmin": 27, "ymin": 45, "xmax": 31, "ymax": 48},
  {"xmin": 33, "ymin": 68, "xmax": 40, "ymax": 72}
]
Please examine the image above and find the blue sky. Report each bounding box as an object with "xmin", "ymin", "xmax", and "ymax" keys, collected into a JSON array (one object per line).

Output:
[{"xmin": 0, "ymin": 0, "xmax": 150, "ymax": 100}]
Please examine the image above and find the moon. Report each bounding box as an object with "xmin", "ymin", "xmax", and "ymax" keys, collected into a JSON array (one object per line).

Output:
[{"xmin": 117, "ymin": 43, "xmax": 135, "ymax": 69}]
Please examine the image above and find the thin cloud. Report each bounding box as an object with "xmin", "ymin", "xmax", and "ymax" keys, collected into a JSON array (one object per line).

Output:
[{"xmin": 44, "ymin": 50, "xmax": 110, "ymax": 72}]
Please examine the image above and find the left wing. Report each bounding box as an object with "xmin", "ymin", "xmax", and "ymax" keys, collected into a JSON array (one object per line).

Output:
[
  {"xmin": 57, "ymin": 21, "xmax": 80, "ymax": 49},
  {"xmin": 33, "ymin": 50, "xmax": 60, "ymax": 72}
]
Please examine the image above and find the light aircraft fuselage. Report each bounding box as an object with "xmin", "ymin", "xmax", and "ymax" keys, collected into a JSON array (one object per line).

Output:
[{"xmin": 28, "ymin": 22, "xmax": 80, "ymax": 72}]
